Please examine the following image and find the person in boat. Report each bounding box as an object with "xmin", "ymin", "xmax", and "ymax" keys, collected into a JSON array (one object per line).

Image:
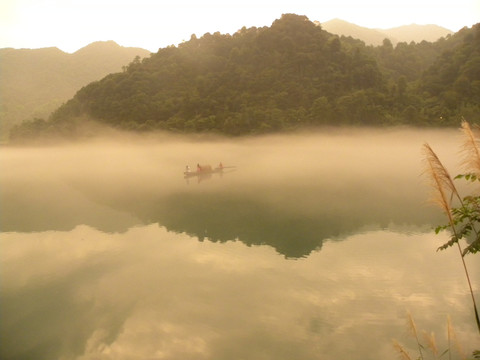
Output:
[
  {"xmin": 218, "ymin": 162, "xmax": 223, "ymax": 169},
  {"xmin": 185, "ymin": 165, "xmax": 191, "ymax": 173},
  {"xmin": 197, "ymin": 163, "xmax": 202, "ymax": 172}
]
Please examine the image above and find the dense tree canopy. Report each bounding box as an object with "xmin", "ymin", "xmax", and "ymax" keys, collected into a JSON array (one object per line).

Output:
[{"xmin": 9, "ymin": 15, "xmax": 480, "ymax": 141}]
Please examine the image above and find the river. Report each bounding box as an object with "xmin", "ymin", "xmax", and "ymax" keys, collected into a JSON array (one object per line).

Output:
[{"xmin": 1, "ymin": 127, "xmax": 478, "ymax": 359}]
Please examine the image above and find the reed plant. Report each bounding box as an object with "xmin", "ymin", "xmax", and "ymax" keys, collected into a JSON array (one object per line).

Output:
[
  {"xmin": 422, "ymin": 120, "xmax": 480, "ymax": 335},
  {"xmin": 393, "ymin": 313, "xmax": 469, "ymax": 360}
]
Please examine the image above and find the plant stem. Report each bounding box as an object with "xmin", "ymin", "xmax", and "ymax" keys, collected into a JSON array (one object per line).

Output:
[{"xmin": 455, "ymin": 241, "xmax": 480, "ymax": 334}]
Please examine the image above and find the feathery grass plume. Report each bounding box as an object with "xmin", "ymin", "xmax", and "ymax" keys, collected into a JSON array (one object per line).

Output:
[
  {"xmin": 460, "ymin": 120, "xmax": 480, "ymax": 177},
  {"xmin": 423, "ymin": 330, "xmax": 439, "ymax": 359},
  {"xmin": 447, "ymin": 315, "xmax": 467, "ymax": 360},
  {"xmin": 424, "ymin": 140, "xmax": 479, "ymax": 253},
  {"xmin": 406, "ymin": 311, "xmax": 425, "ymax": 360},
  {"xmin": 422, "ymin": 143, "xmax": 459, "ymax": 221},
  {"xmin": 393, "ymin": 340, "xmax": 413, "ymax": 360},
  {"xmin": 423, "ymin": 143, "xmax": 480, "ymax": 335}
]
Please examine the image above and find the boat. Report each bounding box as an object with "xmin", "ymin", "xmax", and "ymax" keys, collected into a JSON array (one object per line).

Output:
[{"xmin": 184, "ymin": 163, "xmax": 225, "ymax": 178}]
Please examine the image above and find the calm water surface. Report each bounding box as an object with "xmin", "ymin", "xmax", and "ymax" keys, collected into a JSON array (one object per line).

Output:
[{"xmin": 1, "ymin": 128, "xmax": 479, "ymax": 359}]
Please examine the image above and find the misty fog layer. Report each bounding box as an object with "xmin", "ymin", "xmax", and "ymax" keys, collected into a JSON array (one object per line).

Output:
[
  {"xmin": 0, "ymin": 128, "xmax": 459, "ymax": 254},
  {"xmin": 2, "ymin": 128, "xmax": 479, "ymax": 360}
]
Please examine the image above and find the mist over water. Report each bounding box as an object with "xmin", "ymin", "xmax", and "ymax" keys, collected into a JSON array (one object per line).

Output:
[
  {"xmin": 0, "ymin": 127, "xmax": 457, "ymax": 237},
  {"xmin": 1, "ymin": 127, "xmax": 478, "ymax": 360}
]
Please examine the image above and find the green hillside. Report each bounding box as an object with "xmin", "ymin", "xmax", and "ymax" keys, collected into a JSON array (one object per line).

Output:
[{"xmin": 9, "ymin": 15, "xmax": 480, "ymax": 141}]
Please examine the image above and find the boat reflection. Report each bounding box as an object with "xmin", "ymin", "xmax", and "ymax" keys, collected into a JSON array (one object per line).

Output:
[{"xmin": 0, "ymin": 171, "xmax": 442, "ymax": 258}]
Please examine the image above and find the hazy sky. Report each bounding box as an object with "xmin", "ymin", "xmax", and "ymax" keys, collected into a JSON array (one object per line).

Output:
[{"xmin": 1, "ymin": 0, "xmax": 478, "ymax": 53}]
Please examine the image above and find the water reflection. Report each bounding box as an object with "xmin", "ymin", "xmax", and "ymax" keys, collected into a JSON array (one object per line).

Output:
[
  {"xmin": 1, "ymin": 225, "xmax": 478, "ymax": 360},
  {"xmin": 0, "ymin": 128, "xmax": 450, "ymax": 257},
  {"xmin": 1, "ymin": 129, "xmax": 478, "ymax": 359}
]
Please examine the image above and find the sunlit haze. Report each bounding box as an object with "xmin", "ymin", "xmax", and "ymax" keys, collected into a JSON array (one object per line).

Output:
[{"xmin": 1, "ymin": 0, "xmax": 478, "ymax": 53}]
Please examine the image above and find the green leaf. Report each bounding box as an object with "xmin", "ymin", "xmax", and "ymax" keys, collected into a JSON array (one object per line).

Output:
[
  {"xmin": 437, "ymin": 235, "xmax": 459, "ymax": 251},
  {"xmin": 462, "ymin": 237, "xmax": 480, "ymax": 256},
  {"xmin": 454, "ymin": 173, "xmax": 480, "ymax": 182}
]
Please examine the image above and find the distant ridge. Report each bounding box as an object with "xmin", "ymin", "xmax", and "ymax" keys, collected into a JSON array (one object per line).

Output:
[
  {"xmin": 318, "ymin": 19, "xmax": 393, "ymax": 46},
  {"xmin": 380, "ymin": 24, "xmax": 454, "ymax": 44},
  {"xmin": 320, "ymin": 19, "xmax": 453, "ymax": 45},
  {"xmin": 0, "ymin": 41, "xmax": 150, "ymax": 137}
]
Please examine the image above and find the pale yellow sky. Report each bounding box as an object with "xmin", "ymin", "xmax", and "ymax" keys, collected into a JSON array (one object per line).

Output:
[{"xmin": 1, "ymin": 0, "xmax": 478, "ymax": 53}]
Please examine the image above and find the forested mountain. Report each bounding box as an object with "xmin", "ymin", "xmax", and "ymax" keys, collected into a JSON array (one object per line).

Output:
[
  {"xmin": 9, "ymin": 15, "xmax": 480, "ymax": 141},
  {"xmin": 321, "ymin": 19, "xmax": 453, "ymax": 46},
  {"xmin": 0, "ymin": 41, "xmax": 150, "ymax": 138}
]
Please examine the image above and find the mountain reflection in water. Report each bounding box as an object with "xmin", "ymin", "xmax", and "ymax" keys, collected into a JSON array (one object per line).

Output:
[
  {"xmin": 1, "ymin": 128, "xmax": 479, "ymax": 360},
  {"xmin": 0, "ymin": 128, "xmax": 450, "ymax": 257},
  {"xmin": 1, "ymin": 224, "xmax": 478, "ymax": 360}
]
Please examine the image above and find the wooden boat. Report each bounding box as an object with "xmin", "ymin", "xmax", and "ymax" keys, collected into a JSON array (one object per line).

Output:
[{"xmin": 184, "ymin": 164, "xmax": 225, "ymax": 178}]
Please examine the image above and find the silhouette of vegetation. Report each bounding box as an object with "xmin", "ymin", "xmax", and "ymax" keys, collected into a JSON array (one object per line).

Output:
[{"xmin": 8, "ymin": 15, "xmax": 480, "ymax": 141}]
